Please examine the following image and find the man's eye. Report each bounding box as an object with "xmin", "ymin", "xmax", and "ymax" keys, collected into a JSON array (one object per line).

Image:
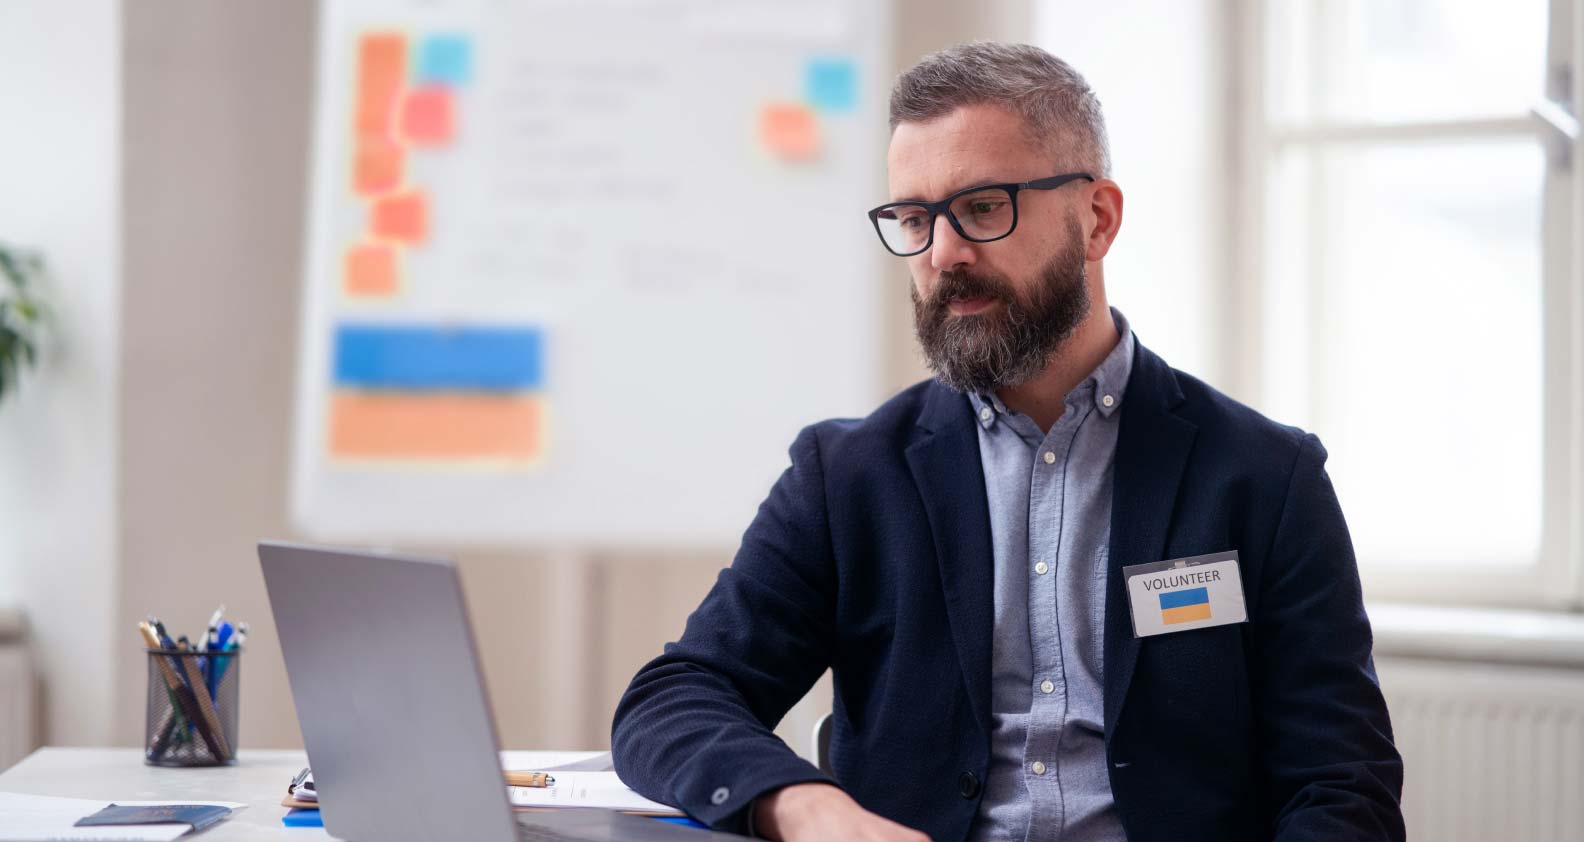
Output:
[
  {"xmin": 968, "ymin": 200, "xmax": 1006, "ymax": 216},
  {"xmin": 897, "ymin": 213, "xmax": 929, "ymax": 229}
]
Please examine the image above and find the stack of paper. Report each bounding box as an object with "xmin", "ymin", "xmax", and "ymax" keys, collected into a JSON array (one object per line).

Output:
[{"xmin": 506, "ymin": 772, "xmax": 681, "ymax": 816}]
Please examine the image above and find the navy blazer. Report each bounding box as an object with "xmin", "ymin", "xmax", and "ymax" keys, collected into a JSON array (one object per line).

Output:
[{"xmin": 612, "ymin": 340, "xmax": 1405, "ymax": 842}]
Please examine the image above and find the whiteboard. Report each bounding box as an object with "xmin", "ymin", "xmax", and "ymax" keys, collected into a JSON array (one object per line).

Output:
[{"xmin": 290, "ymin": 0, "xmax": 892, "ymax": 547}]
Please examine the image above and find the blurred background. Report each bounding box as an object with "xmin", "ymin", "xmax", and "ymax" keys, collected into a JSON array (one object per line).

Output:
[{"xmin": 1, "ymin": 0, "xmax": 1582, "ymax": 838}]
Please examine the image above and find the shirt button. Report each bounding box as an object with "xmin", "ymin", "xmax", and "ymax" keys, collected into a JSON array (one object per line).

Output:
[
  {"xmin": 710, "ymin": 787, "xmax": 730, "ymax": 805},
  {"xmin": 980, "ymin": 406, "xmax": 993, "ymax": 421},
  {"xmin": 1040, "ymin": 679, "xmax": 1055, "ymax": 694},
  {"xmin": 1031, "ymin": 761, "xmax": 1047, "ymax": 775},
  {"xmin": 1102, "ymin": 394, "xmax": 1115, "ymax": 408},
  {"xmin": 1034, "ymin": 561, "xmax": 1049, "ymax": 575},
  {"xmin": 1042, "ymin": 451, "xmax": 1056, "ymax": 465}
]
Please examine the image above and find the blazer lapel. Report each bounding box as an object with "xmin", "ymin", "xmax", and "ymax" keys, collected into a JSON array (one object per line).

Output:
[
  {"xmin": 905, "ymin": 382, "xmax": 996, "ymax": 736},
  {"xmin": 1103, "ymin": 341, "xmax": 1198, "ymax": 741}
]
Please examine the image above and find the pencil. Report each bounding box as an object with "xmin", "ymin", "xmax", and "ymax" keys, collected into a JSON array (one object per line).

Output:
[{"xmin": 504, "ymin": 771, "xmax": 556, "ymax": 788}]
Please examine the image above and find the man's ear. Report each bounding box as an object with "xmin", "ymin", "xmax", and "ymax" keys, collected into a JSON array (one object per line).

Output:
[{"xmin": 1085, "ymin": 179, "xmax": 1123, "ymax": 262}]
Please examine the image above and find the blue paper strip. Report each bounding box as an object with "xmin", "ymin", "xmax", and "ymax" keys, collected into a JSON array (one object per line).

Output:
[{"xmin": 333, "ymin": 325, "xmax": 545, "ymax": 391}]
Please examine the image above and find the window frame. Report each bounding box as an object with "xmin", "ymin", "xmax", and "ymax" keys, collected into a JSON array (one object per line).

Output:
[{"xmin": 1229, "ymin": 0, "xmax": 1584, "ymax": 608}]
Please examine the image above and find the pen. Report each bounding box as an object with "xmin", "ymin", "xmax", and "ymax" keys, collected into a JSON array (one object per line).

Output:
[
  {"xmin": 199, "ymin": 605, "xmax": 224, "ymax": 689},
  {"xmin": 211, "ymin": 623, "xmax": 245, "ymax": 697},
  {"xmin": 205, "ymin": 605, "xmax": 226, "ymax": 652},
  {"xmin": 209, "ymin": 621, "xmax": 235, "ymax": 698},
  {"xmin": 504, "ymin": 771, "xmax": 556, "ymax": 788},
  {"xmin": 149, "ymin": 616, "xmax": 173, "ymax": 648}
]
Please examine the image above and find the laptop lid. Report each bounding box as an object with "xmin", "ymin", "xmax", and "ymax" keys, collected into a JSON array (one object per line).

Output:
[{"xmin": 259, "ymin": 540, "xmax": 519, "ymax": 842}]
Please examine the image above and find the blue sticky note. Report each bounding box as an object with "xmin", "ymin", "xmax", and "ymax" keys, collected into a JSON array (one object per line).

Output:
[
  {"xmin": 416, "ymin": 34, "xmax": 472, "ymax": 86},
  {"xmin": 282, "ymin": 808, "xmax": 324, "ymax": 828},
  {"xmin": 806, "ymin": 57, "xmax": 857, "ymax": 112}
]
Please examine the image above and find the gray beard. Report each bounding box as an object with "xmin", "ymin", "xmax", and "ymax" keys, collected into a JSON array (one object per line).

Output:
[{"xmin": 911, "ymin": 225, "xmax": 1091, "ymax": 394}]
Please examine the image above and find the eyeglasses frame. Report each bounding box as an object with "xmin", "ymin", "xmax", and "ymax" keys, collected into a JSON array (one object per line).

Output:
[{"xmin": 866, "ymin": 172, "xmax": 1096, "ymax": 257}]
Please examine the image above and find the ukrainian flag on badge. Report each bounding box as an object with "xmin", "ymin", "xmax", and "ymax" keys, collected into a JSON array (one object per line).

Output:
[{"xmin": 1159, "ymin": 587, "xmax": 1212, "ymax": 625}]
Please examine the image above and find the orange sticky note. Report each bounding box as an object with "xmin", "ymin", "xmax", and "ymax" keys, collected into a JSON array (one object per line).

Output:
[
  {"xmin": 329, "ymin": 392, "xmax": 544, "ymax": 461},
  {"xmin": 343, "ymin": 243, "xmax": 399, "ymax": 297},
  {"xmin": 352, "ymin": 139, "xmax": 404, "ymax": 196},
  {"xmin": 371, "ymin": 191, "xmax": 428, "ymax": 244},
  {"xmin": 400, "ymin": 86, "xmax": 456, "ymax": 146},
  {"xmin": 355, "ymin": 33, "xmax": 406, "ymax": 138},
  {"xmin": 759, "ymin": 103, "xmax": 820, "ymax": 162}
]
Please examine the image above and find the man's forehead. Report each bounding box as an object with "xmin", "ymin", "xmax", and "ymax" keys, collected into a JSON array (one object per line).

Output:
[{"xmin": 886, "ymin": 105, "xmax": 1047, "ymax": 200}]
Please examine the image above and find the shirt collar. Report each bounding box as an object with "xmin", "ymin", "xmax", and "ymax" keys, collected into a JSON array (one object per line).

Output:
[{"xmin": 969, "ymin": 306, "xmax": 1135, "ymax": 430}]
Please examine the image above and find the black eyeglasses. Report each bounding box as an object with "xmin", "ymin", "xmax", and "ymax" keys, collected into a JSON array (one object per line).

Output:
[{"xmin": 866, "ymin": 173, "xmax": 1094, "ymax": 257}]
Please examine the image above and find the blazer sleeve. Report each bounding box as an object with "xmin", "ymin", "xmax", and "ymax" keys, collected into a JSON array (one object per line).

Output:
[
  {"xmin": 611, "ymin": 425, "xmax": 838, "ymax": 832},
  {"xmin": 1254, "ymin": 433, "xmax": 1406, "ymax": 841}
]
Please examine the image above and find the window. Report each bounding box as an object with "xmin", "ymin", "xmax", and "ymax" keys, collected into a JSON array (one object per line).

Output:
[{"xmin": 1237, "ymin": 0, "xmax": 1584, "ymax": 606}]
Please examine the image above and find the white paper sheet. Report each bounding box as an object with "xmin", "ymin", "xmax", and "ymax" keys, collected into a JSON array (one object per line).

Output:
[
  {"xmin": 498, "ymin": 751, "xmax": 612, "ymax": 773},
  {"xmin": 507, "ymin": 772, "xmax": 681, "ymax": 816},
  {"xmin": 0, "ymin": 793, "xmax": 246, "ymax": 842}
]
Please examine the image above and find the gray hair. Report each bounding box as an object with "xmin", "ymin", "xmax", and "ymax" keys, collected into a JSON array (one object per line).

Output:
[{"xmin": 889, "ymin": 42, "xmax": 1112, "ymax": 178}]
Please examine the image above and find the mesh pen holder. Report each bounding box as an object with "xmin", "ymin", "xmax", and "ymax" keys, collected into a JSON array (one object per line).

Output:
[{"xmin": 143, "ymin": 648, "xmax": 240, "ymax": 767}]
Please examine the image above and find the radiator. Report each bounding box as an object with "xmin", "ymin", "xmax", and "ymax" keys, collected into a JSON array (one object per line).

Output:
[
  {"xmin": 0, "ymin": 643, "xmax": 34, "ymax": 770},
  {"xmin": 1376, "ymin": 655, "xmax": 1584, "ymax": 841}
]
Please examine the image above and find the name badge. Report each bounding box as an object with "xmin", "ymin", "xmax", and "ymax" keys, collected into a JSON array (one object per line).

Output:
[{"xmin": 1123, "ymin": 551, "xmax": 1248, "ymax": 638}]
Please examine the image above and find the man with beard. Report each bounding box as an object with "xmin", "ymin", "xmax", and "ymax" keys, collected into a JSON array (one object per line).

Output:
[{"xmin": 612, "ymin": 43, "xmax": 1404, "ymax": 842}]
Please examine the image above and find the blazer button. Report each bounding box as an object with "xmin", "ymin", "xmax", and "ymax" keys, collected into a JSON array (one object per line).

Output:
[{"xmin": 958, "ymin": 771, "xmax": 980, "ymax": 799}]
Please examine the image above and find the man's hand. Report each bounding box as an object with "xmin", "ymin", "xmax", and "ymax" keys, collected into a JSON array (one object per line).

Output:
[{"xmin": 752, "ymin": 783, "xmax": 931, "ymax": 842}]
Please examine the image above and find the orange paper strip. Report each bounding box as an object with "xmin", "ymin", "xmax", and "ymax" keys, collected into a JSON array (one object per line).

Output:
[
  {"xmin": 400, "ymin": 86, "xmax": 456, "ymax": 146},
  {"xmin": 370, "ymin": 190, "xmax": 428, "ymax": 244},
  {"xmin": 758, "ymin": 102, "xmax": 820, "ymax": 162},
  {"xmin": 343, "ymin": 243, "xmax": 399, "ymax": 297},
  {"xmin": 329, "ymin": 392, "xmax": 544, "ymax": 460},
  {"xmin": 355, "ymin": 33, "xmax": 407, "ymax": 138},
  {"xmin": 353, "ymin": 139, "xmax": 404, "ymax": 196}
]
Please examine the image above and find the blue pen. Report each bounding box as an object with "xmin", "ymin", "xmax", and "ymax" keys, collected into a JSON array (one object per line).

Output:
[
  {"xmin": 212, "ymin": 623, "xmax": 245, "ymax": 697},
  {"xmin": 208, "ymin": 621, "xmax": 235, "ymax": 698},
  {"xmin": 199, "ymin": 605, "xmax": 225, "ymax": 687}
]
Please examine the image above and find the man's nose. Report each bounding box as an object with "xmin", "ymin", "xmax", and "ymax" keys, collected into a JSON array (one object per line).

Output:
[{"xmin": 929, "ymin": 213, "xmax": 975, "ymax": 272}]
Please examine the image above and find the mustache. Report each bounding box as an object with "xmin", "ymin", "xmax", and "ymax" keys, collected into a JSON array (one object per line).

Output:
[{"xmin": 925, "ymin": 268, "xmax": 1014, "ymax": 310}]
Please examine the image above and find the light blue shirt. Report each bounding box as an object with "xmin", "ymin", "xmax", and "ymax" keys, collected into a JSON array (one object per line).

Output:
[{"xmin": 965, "ymin": 307, "xmax": 1134, "ymax": 842}]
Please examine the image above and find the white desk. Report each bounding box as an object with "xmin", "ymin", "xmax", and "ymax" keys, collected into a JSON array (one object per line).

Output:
[{"xmin": 0, "ymin": 747, "xmax": 332, "ymax": 839}]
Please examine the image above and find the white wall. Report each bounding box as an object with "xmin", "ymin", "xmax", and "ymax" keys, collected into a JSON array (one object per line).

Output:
[{"xmin": 0, "ymin": 0, "xmax": 122, "ymax": 746}]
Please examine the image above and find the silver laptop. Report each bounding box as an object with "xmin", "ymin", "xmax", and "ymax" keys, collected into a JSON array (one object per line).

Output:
[{"xmin": 260, "ymin": 540, "xmax": 744, "ymax": 841}]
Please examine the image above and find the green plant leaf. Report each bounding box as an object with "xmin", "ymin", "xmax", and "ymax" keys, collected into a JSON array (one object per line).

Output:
[{"xmin": 0, "ymin": 250, "xmax": 19, "ymax": 287}]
